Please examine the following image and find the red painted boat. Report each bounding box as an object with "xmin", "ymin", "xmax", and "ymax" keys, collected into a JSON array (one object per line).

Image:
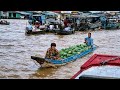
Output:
[{"xmin": 71, "ymin": 54, "xmax": 120, "ymax": 79}]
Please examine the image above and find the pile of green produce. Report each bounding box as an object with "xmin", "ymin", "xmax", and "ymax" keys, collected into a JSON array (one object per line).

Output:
[{"xmin": 59, "ymin": 44, "xmax": 91, "ymax": 59}]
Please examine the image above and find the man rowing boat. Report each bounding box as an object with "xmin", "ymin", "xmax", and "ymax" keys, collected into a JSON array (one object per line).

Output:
[
  {"xmin": 45, "ymin": 43, "xmax": 60, "ymax": 60},
  {"xmin": 84, "ymin": 33, "xmax": 93, "ymax": 48}
]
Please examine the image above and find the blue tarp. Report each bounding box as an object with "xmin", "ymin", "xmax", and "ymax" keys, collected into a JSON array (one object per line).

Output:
[
  {"xmin": 41, "ymin": 15, "xmax": 46, "ymax": 24},
  {"xmin": 15, "ymin": 11, "xmax": 32, "ymax": 15},
  {"xmin": 43, "ymin": 11, "xmax": 58, "ymax": 16}
]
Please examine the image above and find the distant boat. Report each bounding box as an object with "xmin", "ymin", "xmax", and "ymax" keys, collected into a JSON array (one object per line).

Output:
[
  {"xmin": 25, "ymin": 28, "xmax": 45, "ymax": 35},
  {"xmin": 0, "ymin": 20, "xmax": 10, "ymax": 25}
]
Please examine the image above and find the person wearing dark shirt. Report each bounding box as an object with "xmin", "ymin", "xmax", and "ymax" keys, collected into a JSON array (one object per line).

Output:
[{"xmin": 45, "ymin": 43, "xmax": 60, "ymax": 60}]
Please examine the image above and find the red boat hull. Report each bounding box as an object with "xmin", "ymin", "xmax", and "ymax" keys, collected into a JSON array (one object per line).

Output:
[{"xmin": 71, "ymin": 54, "xmax": 120, "ymax": 79}]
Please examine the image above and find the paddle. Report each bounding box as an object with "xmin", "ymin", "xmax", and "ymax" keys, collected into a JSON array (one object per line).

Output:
[{"xmin": 93, "ymin": 44, "xmax": 99, "ymax": 48}]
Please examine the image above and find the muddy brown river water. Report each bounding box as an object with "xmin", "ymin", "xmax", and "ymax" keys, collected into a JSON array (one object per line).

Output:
[{"xmin": 0, "ymin": 19, "xmax": 120, "ymax": 79}]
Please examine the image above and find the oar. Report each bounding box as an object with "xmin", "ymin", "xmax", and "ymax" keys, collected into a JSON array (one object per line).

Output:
[{"xmin": 93, "ymin": 44, "xmax": 99, "ymax": 48}]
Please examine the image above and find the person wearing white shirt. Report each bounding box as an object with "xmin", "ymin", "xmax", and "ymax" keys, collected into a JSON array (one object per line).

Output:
[
  {"xmin": 39, "ymin": 24, "xmax": 46, "ymax": 30},
  {"xmin": 50, "ymin": 25, "xmax": 54, "ymax": 30},
  {"xmin": 64, "ymin": 26, "xmax": 71, "ymax": 31},
  {"xmin": 26, "ymin": 23, "xmax": 33, "ymax": 32}
]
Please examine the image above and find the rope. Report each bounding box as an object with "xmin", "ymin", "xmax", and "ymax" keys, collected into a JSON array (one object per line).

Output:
[
  {"xmin": 105, "ymin": 57, "xmax": 120, "ymax": 62},
  {"xmin": 100, "ymin": 56, "xmax": 120, "ymax": 65}
]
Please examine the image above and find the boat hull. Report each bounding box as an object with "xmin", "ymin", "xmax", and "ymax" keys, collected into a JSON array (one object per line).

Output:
[
  {"xmin": 55, "ymin": 30, "xmax": 75, "ymax": 35},
  {"xmin": 31, "ymin": 46, "xmax": 96, "ymax": 68},
  {"xmin": 71, "ymin": 54, "xmax": 120, "ymax": 79},
  {"xmin": 26, "ymin": 30, "xmax": 45, "ymax": 35},
  {"xmin": 0, "ymin": 22, "xmax": 10, "ymax": 25}
]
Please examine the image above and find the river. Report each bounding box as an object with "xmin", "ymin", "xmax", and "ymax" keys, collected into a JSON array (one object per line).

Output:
[{"xmin": 0, "ymin": 19, "xmax": 120, "ymax": 79}]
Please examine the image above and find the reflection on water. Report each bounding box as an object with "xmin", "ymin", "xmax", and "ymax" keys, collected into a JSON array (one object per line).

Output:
[
  {"xmin": 34, "ymin": 67, "xmax": 57, "ymax": 78},
  {"xmin": 0, "ymin": 19, "xmax": 120, "ymax": 79}
]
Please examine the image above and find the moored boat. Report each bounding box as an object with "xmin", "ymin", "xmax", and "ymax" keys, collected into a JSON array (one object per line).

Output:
[
  {"xmin": 25, "ymin": 28, "xmax": 45, "ymax": 35},
  {"xmin": 0, "ymin": 21, "xmax": 10, "ymax": 25},
  {"xmin": 45, "ymin": 28, "xmax": 60, "ymax": 33},
  {"xmin": 55, "ymin": 29, "xmax": 75, "ymax": 35},
  {"xmin": 31, "ymin": 45, "xmax": 97, "ymax": 68},
  {"xmin": 71, "ymin": 54, "xmax": 120, "ymax": 79},
  {"xmin": 26, "ymin": 30, "xmax": 45, "ymax": 35}
]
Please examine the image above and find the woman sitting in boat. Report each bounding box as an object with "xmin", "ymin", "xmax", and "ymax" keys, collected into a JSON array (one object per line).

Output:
[
  {"xmin": 84, "ymin": 33, "xmax": 93, "ymax": 48},
  {"xmin": 45, "ymin": 43, "xmax": 60, "ymax": 60}
]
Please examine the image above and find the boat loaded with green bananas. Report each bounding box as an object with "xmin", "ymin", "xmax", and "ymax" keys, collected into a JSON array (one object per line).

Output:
[{"xmin": 31, "ymin": 44, "xmax": 97, "ymax": 68}]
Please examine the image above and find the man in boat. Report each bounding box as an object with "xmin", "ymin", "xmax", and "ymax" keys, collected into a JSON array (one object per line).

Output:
[
  {"xmin": 64, "ymin": 18, "xmax": 68, "ymax": 28},
  {"xmin": 39, "ymin": 23, "xmax": 46, "ymax": 30},
  {"xmin": 45, "ymin": 43, "xmax": 60, "ymax": 60},
  {"xmin": 35, "ymin": 21, "xmax": 40, "ymax": 29},
  {"xmin": 49, "ymin": 24, "xmax": 54, "ymax": 30},
  {"xmin": 26, "ymin": 22, "xmax": 33, "ymax": 33},
  {"xmin": 84, "ymin": 33, "xmax": 93, "ymax": 48},
  {"xmin": 64, "ymin": 24, "xmax": 72, "ymax": 31}
]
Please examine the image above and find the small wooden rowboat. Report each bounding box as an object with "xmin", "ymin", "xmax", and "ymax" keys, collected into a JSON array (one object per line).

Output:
[
  {"xmin": 71, "ymin": 54, "xmax": 120, "ymax": 79},
  {"xmin": 25, "ymin": 29, "xmax": 45, "ymax": 35},
  {"xmin": 31, "ymin": 45, "xmax": 97, "ymax": 68},
  {"xmin": 0, "ymin": 22, "xmax": 10, "ymax": 25}
]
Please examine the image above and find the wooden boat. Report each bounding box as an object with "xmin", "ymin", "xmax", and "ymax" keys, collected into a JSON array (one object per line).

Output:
[
  {"xmin": 89, "ymin": 22, "xmax": 101, "ymax": 30},
  {"xmin": 25, "ymin": 29, "xmax": 45, "ymax": 35},
  {"xmin": 0, "ymin": 21, "xmax": 10, "ymax": 25},
  {"xmin": 55, "ymin": 29, "xmax": 75, "ymax": 35},
  {"xmin": 71, "ymin": 54, "xmax": 120, "ymax": 79},
  {"xmin": 45, "ymin": 29, "xmax": 60, "ymax": 33},
  {"xmin": 31, "ymin": 45, "xmax": 97, "ymax": 68}
]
